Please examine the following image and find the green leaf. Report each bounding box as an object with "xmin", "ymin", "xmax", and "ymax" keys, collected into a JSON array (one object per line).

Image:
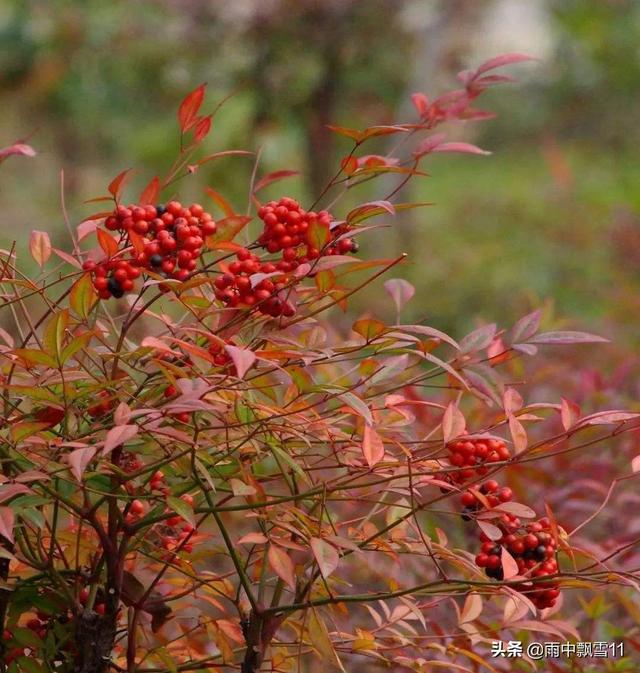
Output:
[
  {"xmin": 352, "ymin": 318, "xmax": 387, "ymax": 341},
  {"xmin": 10, "ymin": 422, "xmax": 51, "ymax": 443},
  {"xmin": 235, "ymin": 399, "xmax": 256, "ymax": 425},
  {"xmin": 153, "ymin": 648, "xmax": 178, "ymax": 673},
  {"xmin": 60, "ymin": 330, "xmax": 95, "ymax": 364},
  {"xmin": 307, "ymin": 219, "xmax": 330, "ymax": 250},
  {"xmin": 70, "ymin": 272, "xmax": 98, "ymax": 319},
  {"xmin": 16, "ymin": 658, "xmax": 47, "ymax": 673},
  {"xmin": 12, "ymin": 627, "xmax": 44, "ymax": 649},
  {"xmin": 268, "ymin": 443, "xmax": 311, "ymax": 486},
  {"xmin": 12, "ymin": 349, "xmax": 57, "ymax": 369},
  {"xmin": 42, "ymin": 309, "xmax": 69, "ymax": 365},
  {"xmin": 166, "ymin": 496, "xmax": 195, "ymax": 527}
]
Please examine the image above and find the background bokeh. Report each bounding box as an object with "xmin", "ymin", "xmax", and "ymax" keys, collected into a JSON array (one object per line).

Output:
[
  {"xmin": 1, "ymin": 0, "xmax": 639, "ymax": 339},
  {"xmin": 2, "ymin": 3, "xmax": 640, "ymax": 663}
]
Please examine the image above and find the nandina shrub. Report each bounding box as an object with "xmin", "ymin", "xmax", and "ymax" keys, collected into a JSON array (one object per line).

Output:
[{"xmin": 0, "ymin": 55, "xmax": 638, "ymax": 673}]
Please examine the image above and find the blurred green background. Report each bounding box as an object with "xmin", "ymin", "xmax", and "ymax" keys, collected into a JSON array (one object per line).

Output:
[{"xmin": 1, "ymin": 0, "xmax": 639, "ymax": 338}]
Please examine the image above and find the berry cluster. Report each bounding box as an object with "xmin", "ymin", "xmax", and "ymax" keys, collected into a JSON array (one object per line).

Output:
[
  {"xmin": 119, "ymin": 469, "xmax": 195, "ymax": 555},
  {"xmin": 213, "ymin": 248, "xmax": 296, "ymax": 317},
  {"xmin": 159, "ymin": 493, "xmax": 195, "ymax": 555},
  {"xmin": 83, "ymin": 258, "xmax": 140, "ymax": 299},
  {"xmin": 257, "ymin": 197, "xmax": 358, "ymax": 260},
  {"xmin": 446, "ymin": 436, "xmax": 511, "ymax": 484},
  {"xmin": 444, "ymin": 433, "xmax": 561, "ymax": 611},
  {"xmin": 460, "ymin": 479, "xmax": 513, "ymax": 520},
  {"xmin": 475, "ymin": 518, "xmax": 560, "ymax": 609},
  {"xmin": 150, "ymin": 469, "xmax": 169, "ymax": 494},
  {"xmin": 85, "ymin": 201, "xmax": 216, "ymax": 299},
  {"xmin": 207, "ymin": 340, "xmax": 239, "ymax": 375}
]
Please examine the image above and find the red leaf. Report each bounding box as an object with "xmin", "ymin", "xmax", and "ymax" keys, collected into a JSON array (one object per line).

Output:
[
  {"xmin": 362, "ymin": 425, "xmax": 385, "ymax": 466},
  {"xmin": 432, "ymin": 142, "xmax": 491, "ymax": 156},
  {"xmin": 512, "ymin": 309, "xmax": 542, "ymax": 342},
  {"xmin": 194, "ymin": 114, "xmax": 212, "ymax": 143},
  {"xmin": 460, "ymin": 593, "xmax": 483, "ymax": 624},
  {"xmin": 478, "ymin": 520, "xmax": 502, "ymax": 541},
  {"xmin": 205, "ymin": 187, "xmax": 236, "ymax": 217},
  {"xmin": 268, "ymin": 544, "xmax": 296, "ymax": 591},
  {"xmin": 501, "ymin": 547, "xmax": 520, "ymax": 580},
  {"xmin": 503, "ymin": 388, "xmax": 523, "ymax": 414},
  {"xmin": 103, "ymin": 424, "xmax": 138, "ymax": 454},
  {"xmin": 474, "ymin": 53, "xmax": 534, "ymax": 77},
  {"xmin": 29, "ymin": 230, "xmax": 52, "ymax": 269},
  {"xmin": 361, "ymin": 125, "xmax": 410, "ymax": 141},
  {"xmin": 411, "ymin": 92, "xmax": 429, "ymax": 117},
  {"xmin": 346, "ymin": 200, "xmax": 395, "ymax": 225},
  {"xmin": 205, "ymin": 215, "xmax": 251, "ymax": 247},
  {"xmin": 310, "ymin": 538, "xmax": 340, "ymax": 579},
  {"xmin": 96, "ymin": 229, "xmax": 119, "ymax": 257},
  {"xmin": 108, "ymin": 169, "xmax": 133, "ymax": 201},
  {"xmin": 52, "ymin": 248, "xmax": 82, "ymax": 269},
  {"xmin": 197, "ymin": 150, "xmax": 253, "ymax": 167},
  {"xmin": 114, "ymin": 402, "xmax": 131, "ymax": 426},
  {"xmin": 494, "ymin": 502, "xmax": 536, "ymax": 519},
  {"xmin": 340, "ymin": 155, "xmax": 358, "ymax": 176},
  {"xmin": 141, "ymin": 336, "xmax": 180, "ymax": 357},
  {"xmin": 0, "ymin": 507, "xmax": 15, "ymax": 543},
  {"xmin": 442, "ymin": 403, "xmax": 466, "ymax": 443},
  {"xmin": 575, "ymin": 410, "xmax": 639, "ymax": 428},
  {"xmin": 413, "ymin": 133, "xmax": 446, "ymax": 158},
  {"xmin": 560, "ymin": 397, "xmax": 580, "ymax": 431},
  {"xmin": 139, "ymin": 176, "xmax": 160, "ymax": 205},
  {"xmin": 326, "ymin": 125, "xmax": 364, "ymax": 142},
  {"xmin": 383, "ymin": 278, "xmax": 415, "ymax": 314},
  {"xmin": 224, "ymin": 345, "xmax": 256, "ymax": 379},
  {"xmin": 526, "ymin": 330, "xmax": 609, "ymax": 345},
  {"xmin": 460, "ymin": 323, "xmax": 497, "ymax": 354},
  {"xmin": 77, "ymin": 219, "xmax": 99, "ymax": 241},
  {"xmin": 178, "ymin": 84, "xmax": 206, "ymax": 133},
  {"xmin": 128, "ymin": 229, "xmax": 146, "ymax": 255},
  {"xmin": 311, "ymin": 255, "xmax": 356, "ymax": 273},
  {"xmin": 0, "ymin": 484, "xmax": 31, "ymax": 503},
  {"xmin": 67, "ymin": 447, "xmax": 97, "ymax": 482},
  {"xmin": 253, "ymin": 170, "xmax": 299, "ymax": 193},
  {"xmin": 508, "ymin": 413, "xmax": 527, "ymax": 454},
  {"xmin": 397, "ymin": 324, "xmax": 460, "ymax": 350},
  {"xmin": 0, "ymin": 142, "xmax": 36, "ymax": 161},
  {"xmin": 238, "ymin": 533, "xmax": 268, "ymax": 545}
]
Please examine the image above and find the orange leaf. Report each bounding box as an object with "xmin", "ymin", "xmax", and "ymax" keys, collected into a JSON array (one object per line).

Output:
[
  {"xmin": 29, "ymin": 230, "xmax": 52, "ymax": 269},
  {"xmin": 205, "ymin": 216, "xmax": 251, "ymax": 247},
  {"xmin": 178, "ymin": 83, "xmax": 206, "ymax": 133},
  {"xmin": 96, "ymin": 228, "xmax": 119, "ymax": 258},
  {"xmin": 310, "ymin": 538, "xmax": 340, "ymax": 579},
  {"xmin": 362, "ymin": 425, "xmax": 384, "ymax": 466},
  {"xmin": 128, "ymin": 229, "xmax": 146, "ymax": 255},
  {"xmin": 205, "ymin": 187, "xmax": 236, "ymax": 217},
  {"xmin": 0, "ymin": 507, "xmax": 15, "ymax": 543},
  {"xmin": 340, "ymin": 155, "xmax": 358, "ymax": 176},
  {"xmin": 253, "ymin": 170, "xmax": 299, "ymax": 193},
  {"xmin": 108, "ymin": 168, "xmax": 133, "ymax": 201},
  {"xmin": 194, "ymin": 114, "xmax": 212, "ymax": 143},
  {"xmin": 139, "ymin": 176, "xmax": 160, "ymax": 205},
  {"xmin": 268, "ymin": 544, "xmax": 296, "ymax": 591}
]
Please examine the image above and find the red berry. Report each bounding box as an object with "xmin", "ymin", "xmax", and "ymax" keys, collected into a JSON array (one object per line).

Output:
[{"xmin": 130, "ymin": 499, "xmax": 145, "ymax": 516}]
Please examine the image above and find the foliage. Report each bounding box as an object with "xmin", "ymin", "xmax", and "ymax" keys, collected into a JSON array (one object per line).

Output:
[{"xmin": 0, "ymin": 55, "xmax": 638, "ymax": 673}]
